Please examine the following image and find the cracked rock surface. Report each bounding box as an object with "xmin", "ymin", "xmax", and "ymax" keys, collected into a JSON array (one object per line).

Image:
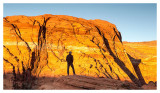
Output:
[{"xmin": 3, "ymin": 14, "xmax": 156, "ymax": 88}]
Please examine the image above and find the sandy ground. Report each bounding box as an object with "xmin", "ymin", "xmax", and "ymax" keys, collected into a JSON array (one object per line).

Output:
[{"xmin": 3, "ymin": 73, "xmax": 156, "ymax": 90}]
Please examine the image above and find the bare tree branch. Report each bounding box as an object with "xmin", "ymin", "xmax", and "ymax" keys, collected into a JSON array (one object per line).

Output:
[{"xmin": 3, "ymin": 45, "xmax": 19, "ymax": 63}]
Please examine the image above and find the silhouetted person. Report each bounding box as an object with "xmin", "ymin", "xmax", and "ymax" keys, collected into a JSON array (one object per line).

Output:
[{"xmin": 66, "ymin": 51, "xmax": 75, "ymax": 75}]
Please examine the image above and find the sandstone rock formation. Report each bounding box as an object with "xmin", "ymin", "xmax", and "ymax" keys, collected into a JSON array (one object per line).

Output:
[
  {"xmin": 123, "ymin": 41, "xmax": 157, "ymax": 84},
  {"xmin": 3, "ymin": 14, "xmax": 156, "ymax": 87},
  {"xmin": 3, "ymin": 73, "xmax": 142, "ymax": 90}
]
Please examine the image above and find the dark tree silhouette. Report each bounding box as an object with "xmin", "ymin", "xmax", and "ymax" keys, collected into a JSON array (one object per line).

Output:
[{"xmin": 3, "ymin": 17, "xmax": 51, "ymax": 89}]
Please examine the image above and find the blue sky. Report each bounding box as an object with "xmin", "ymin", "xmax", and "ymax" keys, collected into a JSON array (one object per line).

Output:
[{"xmin": 3, "ymin": 3, "xmax": 157, "ymax": 42}]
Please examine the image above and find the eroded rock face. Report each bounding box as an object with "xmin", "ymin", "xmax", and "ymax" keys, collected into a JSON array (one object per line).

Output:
[
  {"xmin": 123, "ymin": 41, "xmax": 157, "ymax": 84},
  {"xmin": 3, "ymin": 14, "xmax": 143, "ymax": 86}
]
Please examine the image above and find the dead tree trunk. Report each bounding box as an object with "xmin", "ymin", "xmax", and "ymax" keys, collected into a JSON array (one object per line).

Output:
[
  {"xmin": 127, "ymin": 54, "xmax": 146, "ymax": 85},
  {"xmin": 95, "ymin": 26, "xmax": 142, "ymax": 86}
]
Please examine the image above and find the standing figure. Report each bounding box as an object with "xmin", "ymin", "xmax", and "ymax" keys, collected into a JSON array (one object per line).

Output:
[{"xmin": 66, "ymin": 51, "xmax": 75, "ymax": 75}]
